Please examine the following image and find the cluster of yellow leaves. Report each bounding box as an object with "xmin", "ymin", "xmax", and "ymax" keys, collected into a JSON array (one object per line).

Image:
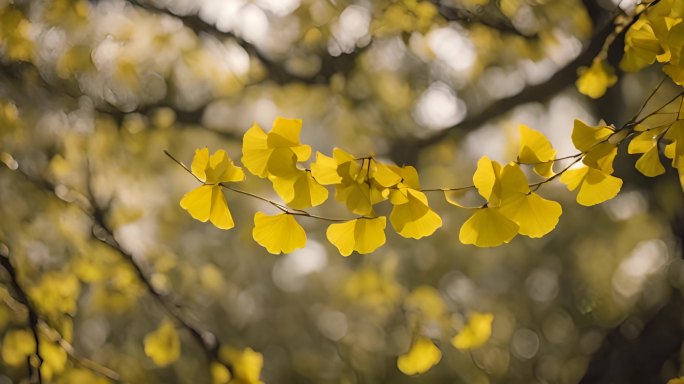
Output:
[
  {"xmin": 28, "ymin": 272, "xmax": 81, "ymax": 320},
  {"xmin": 178, "ymin": 119, "xmax": 636, "ymax": 254},
  {"xmin": 621, "ymin": 0, "xmax": 684, "ymax": 84},
  {"xmin": 0, "ymin": 5, "xmax": 34, "ymax": 61},
  {"xmin": 142, "ymin": 321, "xmax": 264, "ymax": 383},
  {"xmin": 181, "ymin": 117, "xmax": 441, "ymax": 256},
  {"xmin": 559, "ymin": 120, "xmax": 623, "ymax": 206},
  {"xmin": 372, "ymin": 0, "xmax": 440, "ymax": 36},
  {"xmin": 397, "ymin": 311, "xmax": 494, "ymax": 376},
  {"xmin": 455, "ymin": 125, "xmax": 563, "ymax": 247},
  {"xmin": 180, "ymin": 148, "xmax": 245, "ymax": 230},
  {"xmin": 395, "ymin": 286, "xmax": 494, "ymax": 376},
  {"xmin": 628, "ymin": 100, "xmax": 684, "ymax": 189},
  {"xmin": 1, "ymin": 329, "xmax": 68, "ymax": 380}
]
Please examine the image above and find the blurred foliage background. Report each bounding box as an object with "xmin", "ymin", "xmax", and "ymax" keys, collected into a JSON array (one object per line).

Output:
[{"xmin": 1, "ymin": 0, "xmax": 683, "ymax": 383}]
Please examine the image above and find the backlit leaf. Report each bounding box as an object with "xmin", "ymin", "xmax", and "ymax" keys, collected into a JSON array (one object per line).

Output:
[
  {"xmin": 252, "ymin": 212, "xmax": 306, "ymax": 254},
  {"xmin": 326, "ymin": 217, "xmax": 387, "ymax": 256},
  {"xmin": 459, "ymin": 207, "xmax": 519, "ymax": 247},
  {"xmin": 559, "ymin": 165, "xmax": 622, "ymax": 206}
]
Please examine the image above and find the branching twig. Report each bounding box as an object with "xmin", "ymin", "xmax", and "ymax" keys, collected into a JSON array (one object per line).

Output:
[{"xmin": 5, "ymin": 165, "xmax": 232, "ymax": 375}]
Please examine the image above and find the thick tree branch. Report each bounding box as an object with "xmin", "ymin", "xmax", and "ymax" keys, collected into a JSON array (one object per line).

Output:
[
  {"xmin": 124, "ymin": 0, "xmax": 365, "ymax": 85},
  {"xmin": 430, "ymin": 1, "xmax": 537, "ymax": 38},
  {"xmin": 388, "ymin": 17, "xmax": 616, "ymax": 165}
]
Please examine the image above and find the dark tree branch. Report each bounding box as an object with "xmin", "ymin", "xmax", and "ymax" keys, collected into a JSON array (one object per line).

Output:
[
  {"xmin": 124, "ymin": 0, "xmax": 365, "ymax": 85},
  {"xmin": 430, "ymin": 1, "xmax": 537, "ymax": 38},
  {"xmin": 0, "ymin": 249, "xmax": 43, "ymax": 384},
  {"xmin": 387, "ymin": 5, "xmax": 621, "ymax": 165},
  {"xmin": 5, "ymin": 164, "xmax": 232, "ymax": 376},
  {"xmin": 579, "ymin": 293, "xmax": 684, "ymax": 384}
]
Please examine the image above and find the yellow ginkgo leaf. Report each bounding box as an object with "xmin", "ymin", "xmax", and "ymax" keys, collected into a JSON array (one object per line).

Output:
[
  {"xmin": 572, "ymin": 119, "xmax": 614, "ymax": 152},
  {"xmin": 252, "ymin": 212, "xmax": 306, "ymax": 254},
  {"xmin": 499, "ymin": 192, "xmax": 562, "ymax": 238},
  {"xmin": 665, "ymin": 121, "xmax": 684, "ymax": 167},
  {"xmin": 473, "ymin": 156, "xmax": 502, "ymax": 202},
  {"xmin": 180, "ymin": 185, "xmax": 235, "ymax": 230},
  {"xmin": 518, "ymin": 125, "xmax": 556, "ymax": 177},
  {"xmin": 271, "ymin": 170, "xmax": 328, "ymax": 209},
  {"xmin": 219, "ymin": 347, "xmax": 264, "ymax": 384},
  {"xmin": 143, "ymin": 319, "xmax": 181, "ymax": 367},
  {"xmin": 635, "ymin": 145, "xmax": 666, "ymax": 177},
  {"xmin": 459, "ymin": 207, "xmax": 519, "ymax": 247},
  {"xmin": 452, "ymin": 312, "xmax": 494, "ymax": 350},
  {"xmin": 326, "ymin": 217, "xmax": 387, "ymax": 256},
  {"xmin": 582, "ymin": 141, "xmax": 618, "ymax": 173},
  {"xmin": 1, "ymin": 329, "xmax": 35, "ymax": 366},
  {"xmin": 620, "ymin": 18, "xmax": 662, "ymax": 72},
  {"xmin": 241, "ymin": 122, "xmax": 273, "ymax": 178},
  {"xmin": 336, "ymin": 180, "xmax": 373, "ymax": 215},
  {"xmin": 559, "ymin": 165, "xmax": 623, "ymax": 206},
  {"xmin": 576, "ymin": 59, "xmax": 618, "ymax": 99},
  {"xmin": 310, "ymin": 151, "xmax": 342, "ymax": 185},
  {"xmin": 397, "ymin": 337, "xmax": 442, "ymax": 376},
  {"xmin": 268, "ymin": 117, "xmax": 311, "ymax": 161},
  {"xmin": 190, "ymin": 148, "xmax": 245, "ymax": 184},
  {"xmin": 389, "ymin": 189, "xmax": 442, "ymax": 239},
  {"xmin": 241, "ymin": 118, "xmax": 311, "ymax": 178},
  {"xmin": 404, "ymin": 286, "xmax": 445, "ymax": 320},
  {"xmin": 371, "ymin": 160, "xmax": 402, "ymax": 188},
  {"xmin": 667, "ymin": 377, "xmax": 684, "ymax": 384}
]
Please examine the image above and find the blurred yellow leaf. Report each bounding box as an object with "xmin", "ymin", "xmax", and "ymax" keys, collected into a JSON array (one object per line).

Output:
[
  {"xmin": 397, "ymin": 337, "xmax": 442, "ymax": 375},
  {"xmin": 452, "ymin": 312, "xmax": 494, "ymax": 350},
  {"xmin": 576, "ymin": 59, "xmax": 617, "ymax": 99},
  {"xmin": 219, "ymin": 347, "xmax": 263, "ymax": 384},
  {"xmin": 144, "ymin": 319, "xmax": 181, "ymax": 367},
  {"xmin": 1, "ymin": 329, "xmax": 35, "ymax": 366},
  {"xmin": 211, "ymin": 362, "xmax": 232, "ymax": 384}
]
